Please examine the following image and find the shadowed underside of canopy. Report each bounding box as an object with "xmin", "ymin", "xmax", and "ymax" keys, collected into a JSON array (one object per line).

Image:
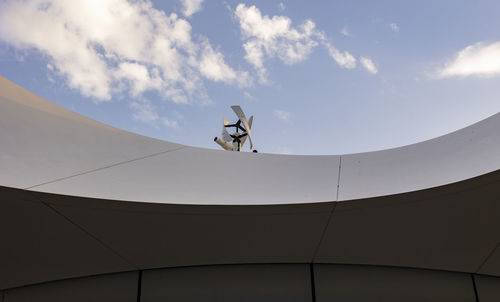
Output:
[{"xmin": 1, "ymin": 75, "xmax": 500, "ymax": 296}]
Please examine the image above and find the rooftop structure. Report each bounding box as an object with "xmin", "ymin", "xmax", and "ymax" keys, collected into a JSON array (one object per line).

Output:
[{"xmin": 1, "ymin": 75, "xmax": 500, "ymax": 301}]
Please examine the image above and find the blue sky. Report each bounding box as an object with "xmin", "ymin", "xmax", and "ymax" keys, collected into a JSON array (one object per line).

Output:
[{"xmin": 1, "ymin": 0, "xmax": 500, "ymax": 155}]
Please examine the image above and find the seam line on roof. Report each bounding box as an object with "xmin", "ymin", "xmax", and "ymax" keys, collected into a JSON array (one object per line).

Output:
[
  {"xmin": 336, "ymin": 156, "xmax": 342, "ymax": 200},
  {"xmin": 310, "ymin": 263, "xmax": 316, "ymax": 302},
  {"xmin": 136, "ymin": 270, "xmax": 143, "ymax": 302},
  {"xmin": 311, "ymin": 156, "xmax": 342, "ymax": 262},
  {"xmin": 475, "ymin": 240, "xmax": 500, "ymax": 273},
  {"xmin": 26, "ymin": 190, "xmax": 139, "ymax": 270},
  {"xmin": 24, "ymin": 146, "xmax": 186, "ymax": 190},
  {"xmin": 471, "ymin": 274, "xmax": 479, "ymax": 302}
]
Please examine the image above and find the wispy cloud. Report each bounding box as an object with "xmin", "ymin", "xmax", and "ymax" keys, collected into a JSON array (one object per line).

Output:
[
  {"xmin": 130, "ymin": 101, "xmax": 159, "ymax": 123},
  {"xmin": 435, "ymin": 41, "xmax": 500, "ymax": 78},
  {"xmin": 0, "ymin": 0, "xmax": 248, "ymax": 104},
  {"xmin": 199, "ymin": 38, "xmax": 252, "ymax": 87},
  {"xmin": 324, "ymin": 43, "xmax": 356, "ymax": 69},
  {"xmin": 243, "ymin": 91, "xmax": 253, "ymax": 99},
  {"xmin": 340, "ymin": 26, "xmax": 351, "ymax": 37},
  {"xmin": 278, "ymin": 2, "xmax": 286, "ymax": 11},
  {"xmin": 162, "ymin": 117, "xmax": 180, "ymax": 128},
  {"xmin": 130, "ymin": 100, "xmax": 179, "ymax": 128},
  {"xmin": 233, "ymin": 4, "xmax": 359, "ymax": 82},
  {"xmin": 234, "ymin": 4, "xmax": 319, "ymax": 82},
  {"xmin": 389, "ymin": 23, "xmax": 399, "ymax": 32},
  {"xmin": 180, "ymin": 0, "xmax": 204, "ymax": 17},
  {"xmin": 274, "ymin": 109, "xmax": 291, "ymax": 121},
  {"xmin": 360, "ymin": 57, "xmax": 378, "ymax": 74}
]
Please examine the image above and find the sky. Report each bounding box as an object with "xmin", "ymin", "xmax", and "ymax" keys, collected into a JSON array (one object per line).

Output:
[{"xmin": 1, "ymin": 0, "xmax": 500, "ymax": 155}]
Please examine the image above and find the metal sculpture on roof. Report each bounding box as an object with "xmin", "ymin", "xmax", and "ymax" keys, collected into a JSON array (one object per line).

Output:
[{"xmin": 214, "ymin": 105, "xmax": 256, "ymax": 152}]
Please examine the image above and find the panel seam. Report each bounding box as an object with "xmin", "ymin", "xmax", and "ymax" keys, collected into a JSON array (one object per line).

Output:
[
  {"xmin": 311, "ymin": 156, "xmax": 341, "ymax": 262},
  {"xmin": 137, "ymin": 270, "xmax": 143, "ymax": 302},
  {"xmin": 24, "ymin": 146, "xmax": 186, "ymax": 190},
  {"xmin": 26, "ymin": 191, "xmax": 139, "ymax": 270},
  {"xmin": 310, "ymin": 263, "xmax": 316, "ymax": 302},
  {"xmin": 336, "ymin": 156, "xmax": 342, "ymax": 200},
  {"xmin": 475, "ymin": 240, "xmax": 500, "ymax": 273},
  {"xmin": 471, "ymin": 274, "xmax": 480, "ymax": 302}
]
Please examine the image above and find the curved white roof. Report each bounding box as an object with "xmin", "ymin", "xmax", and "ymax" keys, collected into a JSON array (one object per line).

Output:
[
  {"xmin": 1, "ymin": 75, "xmax": 500, "ymax": 204},
  {"xmin": 1, "ymin": 75, "xmax": 500, "ymax": 289}
]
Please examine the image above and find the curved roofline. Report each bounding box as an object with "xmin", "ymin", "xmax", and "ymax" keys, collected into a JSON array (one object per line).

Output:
[
  {"xmin": 1, "ymin": 75, "xmax": 500, "ymax": 204},
  {"xmin": 2, "ymin": 75, "xmax": 500, "ymax": 289},
  {"xmin": 2, "ymin": 74, "xmax": 497, "ymax": 157}
]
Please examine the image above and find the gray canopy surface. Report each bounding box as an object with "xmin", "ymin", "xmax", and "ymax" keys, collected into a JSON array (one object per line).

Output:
[{"xmin": 1, "ymin": 75, "xmax": 500, "ymax": 290}]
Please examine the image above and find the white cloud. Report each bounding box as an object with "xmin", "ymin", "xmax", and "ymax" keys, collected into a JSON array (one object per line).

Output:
[
  {"xmin": 436, "ymin": 41, "xmax": 500, "ymax": 78},
  {"xmin": 274, "ymin": 109, "xmax": 291, "ymax": 121},
  {"xmin": 324, "ymin": 43, "xmax": 356, "ymax": 69},
  {"xmin": 234, "ymin": 4, "xmax": 358, "ymax": 81},
  {"xmin": 0, "ymin": 0, "xmax": 247, "ymax": 104},
  {"xmin": 389, "ymin": 23, "xmax": 399, "ymax": 32},
  {"xmin": 278, "ymin": 2, "xmax": 286, "ymax": 11},
  {"xmin": 340, "ymin": 26, "xmax": 351, "ymax": 37},
  {"xmin": 115, "ymin": 62, "xmax": 163, "ymax": 97},
  {"xmin": 180, "ymin": 0, "xmax": 204, "ymax": 17},
  {"xmin": 234, "ymin": 4, "xmax": 320, "ymax": 82},
  {"xmin": 360, "ymin": 57, "xmax": 378, "ymax": 74},
  {"xmin": 199, "ymin": 39, "xmax": 252, "ymax": 87}
]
